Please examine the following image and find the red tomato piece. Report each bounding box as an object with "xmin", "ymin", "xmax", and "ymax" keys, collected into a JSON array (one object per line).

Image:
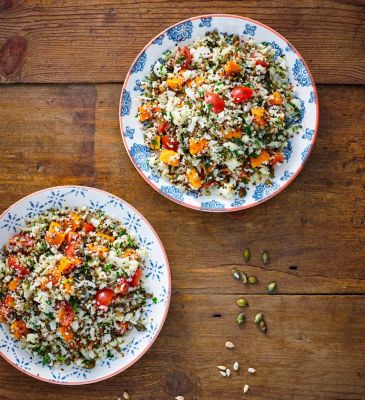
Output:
[
  {"xmin": 7, "ymin": 255, "xmax": 30, "ymax": 277},
  {"xmin": 117, "ymin": 278, "xmax": 130, "ymax": 295},
  {"xmin": 156, "ymin": 119, "xmax": 168, "ymax": 133},
  {"xmin": 271, "ymin": 153, "xmax": 285, "ymax": 166},
  {"xmin": 9, "ymin": 233, "xmax": 34, "ymax": 249},
  {"xmin": 56, "ymin": 301, "xmax": 74, "ymax": 327},
  {"xmin": 161, "ymin": 136, "xmax": 179, "ymax": 152},
  {"xmin": 130, "ymin": 268, "xmax": 142, "ymax": 288},
  {"xmin": 64, "ymin": 243, "xmax": 77, "ymax": 257},
  {"xmin": 95, "ymin": 288, "xmax": 114, "ymax": 307},
  {"xmin": 4, "ymin": 295, "xmax": 14, "ymax": 308},
  {"xmin": 83, "ymin": 223, "xmax": 95, "ymax": 233},
  {"xmin": 204, "ymin": 92, "xmax": 225, "ymax": 114},
  {"xmin": 117, "ymin": 322, "xmax": 129, "ymax": 335},
  {"xmin": 256, "ymin": 60, "xmax": 269, "ymax": 68},
  {"xmin": 230, "ymin": 86, "xmax": 254, "ymax": 103},
  {"xmin": 179, "ymin": 46, "xmax": 192, "ymax": 69}
]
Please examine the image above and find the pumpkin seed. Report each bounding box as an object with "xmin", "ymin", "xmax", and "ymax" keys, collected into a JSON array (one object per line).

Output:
[
  {"xmin": 254, "ymin": 312, "xmax": 263, "ymax": 324},
  {"xmin": 225, "ymin": 341, "xmax": 235, "ymax": 349},
  {"xmin": 266, "ymin": 281, "xmax": 277, "ymax": 293},
  {"xmin": 175, "ymin": 397, "xmax": 185, "ymax": 400},
  {"xmin": 236, "ymin": 312, "xmax": 245, "ymax": 327},
  {"xmin": 243, "ymin": 247, "xmax": 251, "ymax": 262},
  {"xmin": 248, "ymin": 367, "xmax": 256, "ymax": 374},
  {"xmin": 248, "ymin": 275, "xmax": 258, "ymax": 284},
  {"xmin": 232, "ymin": 269, "xmax": 241, "ymax": 281},
  {"xmin": 226, "ymin": 368, "xmax": 231, "ymax": 377},
  {"xmin": 220, "ymin": 370, "xmax": 227, "ymax": 377},
  {"xmin": 233, "ymin": 361, "xmax": 240, "ymax": 371},
  {"xmin": 241, "ymin": 272, "xmax": 248, "ymax": 284},
  {"xmin": 243, "ymin": 384, "xmax": 250, "ymax": 394},
  {"xmin": 123, "ymin": 392, "xmax": 130, "ymax": 400},
  {"xmin": 217, "ymin": 365, "xmax": 227, "ymax": 371},
  {"xmin": 236, "ymin": 298, "xmax": 249, "ymax": 308},
  {"xmin": 259, "ymin": 319, "xmax": 267, "ymax": 333},
  {"xmin": 262, "ymin": 251, "xmax": 269, "ymax": 265}
]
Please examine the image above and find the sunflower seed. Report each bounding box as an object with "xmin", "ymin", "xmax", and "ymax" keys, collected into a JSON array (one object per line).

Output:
[
  {"xmin": 259, "ymin": 319, "xmax": 267, "ymax": 333},
  {"xmin": 217, "ymin": 365, "xmax": 227, "ymax": 371},
  {"xmin": 254, "ymin": 312, "xmax": 263, "ymax": 324},
  {"xmin": 233, "ymin": 361, "xmax": 240, "ymax": 371},
  {"xmin": 237, "ymin": 298, "xmax": 249, "ymax": 308},
  {"xmin": 220, "ymin": 370, "xmax": 227, "ymax": 377},
  {"xmin": 243, "ymin": 384, "xmax": 250, "ymax": 394},
  {"xmin": 232, "ymin": 269, "xmax": 241, "ymax": 281},
  {"xmin": 248, "ymin": 276, "xmax": 258, "ymax": 284},
  {"xmin": 241, "ymin": 272, "xmax": 248, "ymax": 284},
  {"xmin": 248, "ymin": 367, "xmax": 256, "ymax": 374},
  {"xmin": 243, "ymin": 248, "xmax": 251, "ymax": 263},
  {"xmin": 226, "ymin": 368, "xmax": 231, "ymax": 377},
  {"xmin": 225, "ymin": 341, "xmax": 235, "ymax": 349},
  {"xmin": 262, "ymin": 251, "xmax": 269, "ymax": 265},
  {"xmin": 266, "ymin": 281, "xmax": 277, "ymax": 293},
  {"xmin": 123, "ymin": 392, "xmax": 130, "ymax": 400},
  {"xmin": 236, "ymin": 312, "xmax": 245, "ymax": 327}
]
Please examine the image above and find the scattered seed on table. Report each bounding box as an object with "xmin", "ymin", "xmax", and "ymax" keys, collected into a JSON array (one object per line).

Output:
[
  {"xmin": 259, "ymin": 319, "xmax": 268, "ymax": 333},
  {"xmin": 241, "ymin": 272, "xmax": 248, "ymax": 285},
  {"xmin": 226, "ymin": 368, "xmax": 231, "ymax": 377},
  {"xmin": 232, "ymin": 269, "xmax": 241, "ymax": 281},
  {"xmin": 248, "ymin": 276, "xmax": 258, "ymax": 284},
  {"xmin": 266, "ymin": 281, "xmax": 277, "ymax": 293},
  {"xmin": 243, "ymin": 384, "xmax": 250, "ymax": 394},
  {"xmin": 233, "ymin": 361, "xmax": 240, "ymax": 371},
  {"xmin": 237, "ymin": 298, "xmax": 249, "ymax": 308},
  {"xmin": 217, "ymin": 365, "xmax": 227, "ymax": 371},
  {"xmin": 262, "ymin": 251, "xmax": 269, "ymax": 265},
  {"xmin": 175, "ymin": 396, "xmax": 184, "ymax": 400},
  {"xmin": 225, "ymin": 341, "xmax": 235, "ymax": 349},
  {"xmin": 243, "ymin": 247, "xmax": 251, "ymax": 263},
  {"xmin": 220, "ymin": 370, "xmax": 227, "ymax": 377},
  {"xmin": 122, "ymin": 392, "xmax": 130, "ymax": 400},
  {"xmin": 236, "ymin": 312, "xmax": 245, "ymax": 327},
  {"xmin": 248, "ymin": 367, "xmax": 256, "ymax": 374},
  {"xmin": 254, "ymin": 312, "xmax": 263, "ymax": 324}
]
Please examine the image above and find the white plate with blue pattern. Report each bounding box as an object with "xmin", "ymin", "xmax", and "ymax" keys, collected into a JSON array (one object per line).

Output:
[
  {"xmin": 0, "ymin": 186, "xmax": 170, "ymax": 384},
  {"xmin": 119, "ymin": 14, "xmax": 319, "ymax": 212}
]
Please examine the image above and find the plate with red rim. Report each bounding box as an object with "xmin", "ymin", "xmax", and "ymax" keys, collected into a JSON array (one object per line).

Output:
[
  {"xmin": 119, "ymin": 14, "xmax": 319, "ymax": 212},
  {"xmin": 0, "ymin": 186, "xmax": 170, "ymax": 384}
]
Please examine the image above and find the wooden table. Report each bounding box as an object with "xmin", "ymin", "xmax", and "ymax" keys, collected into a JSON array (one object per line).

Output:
[{"xmin": 0, "ymin": 1, "xmax": 364, "ymax": 399}]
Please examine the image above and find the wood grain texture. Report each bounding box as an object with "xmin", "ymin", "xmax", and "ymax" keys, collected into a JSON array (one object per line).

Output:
[
  {"xmin": 0, "ymin": 83, "xmax": 364, "ymax": 294},
  {"xmin": 0, "ymin": 0, "xmax": 364, "ymax": 84},
  {"xmin": 0, "ymin": 295, "xmax": 364, "ymax": 399}
]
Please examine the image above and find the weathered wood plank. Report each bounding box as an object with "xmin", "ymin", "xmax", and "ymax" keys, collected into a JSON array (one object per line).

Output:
[
  {"xmin": 0, "ymin": 0, "xmax": 364, "ymax": 84},
  {"xmin": 0, "ymin": 294, "xmax": 364, "ymax": 399},
  {"xmin": 0, "ymin": 84, "xmax": 364, "ymax": 294}
]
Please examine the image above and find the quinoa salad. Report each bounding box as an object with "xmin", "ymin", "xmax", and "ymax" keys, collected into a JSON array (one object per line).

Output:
[
  {"xmin": 137, "ymin": 31, "xmax": 302, "ymax": 198},
  {"xmin": 0, "ymin": 207, "xmax": 151, "ymax": 368}
]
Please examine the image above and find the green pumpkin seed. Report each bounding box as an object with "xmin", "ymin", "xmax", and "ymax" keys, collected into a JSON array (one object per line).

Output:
[
  {"xmin": 248, "ymin": 276, "xmax": 258, "ymax": 284},
  {"xmin": 262, "ymin": 251, "xmax": 269, "ymax": 265},
  {"xmin": 241, "ymin": 272, "xmax": 248, "ymax": 284},
  {"xmin": 232, "ymin": 269, "xmax": 241, "ymax": 281},
  {"xmin": 266, "ymin": 282, "xmax": 277, "ymax": 293},
  {"xmin": 259, "ymin": 319, "xmax": 267, "ymax": 333},
  {"xmin": 236, "ymin": 298, "xmax": 249, "ymax": 308},
  {"xmin": 254, "ymin": 312, "xmax": 263, "ymax": 324},
  {"xmin": 236, "ymin": 312, "xmax": 245, "ymax": 327},
  {"xmin": 243, "ymin": 247, "xmax": 251, "ymax": 262}
]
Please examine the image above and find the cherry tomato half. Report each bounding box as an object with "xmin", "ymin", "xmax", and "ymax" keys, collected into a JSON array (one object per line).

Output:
[
  {"xmin": 179, "ymin": 46, "xmax": 192, "ymax": 69},
  {"xmin": 204, "ymin": 92, "xmax": 225, "ymax": 114},
  {"xmin": 161, "ymin": 136, "xmax": 179, "ymax": 152},
  {"xmin": 271, "ymin": 153, "xmax": 285, "ymax": 166},
  {"xmin": 130, "ymin": 268, "xmax": 142, "ymax": 288},
  {"xmin": 256, "ymin": 60, "xmax": 269, "ymax": 68},
  {"xmin": 83, "ymin": 223, "xmax": 95, "ymax": 233},
  {"xmin": 95, "ymin": 288, "xmax": 114, "ymax": 307},
  {"xmin": 116, "ymin": 321, "xmax": 129, "ymax": 335},
  {"xmin": 7, "ymin": 255, "xmax": 30, "ymax": 277},
  {"xmin": 117, "ymin": 278, "xmax": 130, "ymax": 295},
  {"xmin": 156, "ymin": 119, "xmax": 168, "ymax": 133},
  {"xmin": 9, "ymin": 233, "xmax": 34, "ymax": 249},
  {"xmin": 56, "ymin": 301, "xmax": 74, "ymax": 327},
  {"xmin": 230, "ymin": 86, "xmax": 254, "ymax": 103}
]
